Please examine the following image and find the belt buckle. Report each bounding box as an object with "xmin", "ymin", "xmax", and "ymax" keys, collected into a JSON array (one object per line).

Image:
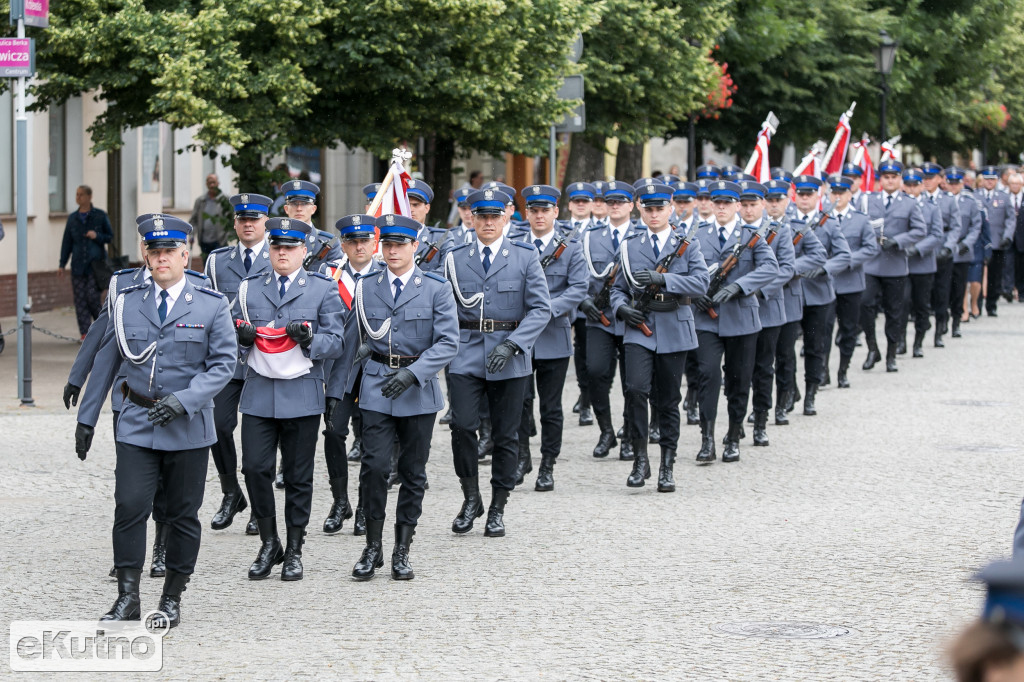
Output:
[
  {"xmin": 482, "ymin": 318, "xmax": 495, "ymax": 333},
  {"xmin": 388, "ymin": 355, "xmax": 401, "ymax": 369},
  {"xmin": 653, "ymin": 293, "xmax": 665, "ymax": 302}
]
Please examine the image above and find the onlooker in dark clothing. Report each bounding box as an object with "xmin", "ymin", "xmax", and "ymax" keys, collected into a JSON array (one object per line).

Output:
[
  {"xmin": 58, "ymin": 185, "xmax": 113, "ymax": 338},
  {"xmin": 189, "ymin": 173, "xmax": 231, "ymax": 259}
]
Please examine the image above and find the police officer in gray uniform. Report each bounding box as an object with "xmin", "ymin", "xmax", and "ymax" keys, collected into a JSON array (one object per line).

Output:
[
  {"xmin": 74, "ymin": 216, "xmax": 235, "ymax": 628},
  {"xmin": 204, "ymin": 193, "xmax": 274, "ymax": 533},
  {"xmin": 610, "ymin": 182, "xmax": 709, "ymax": 491},
  {"xmin": 445, "ymin": 188, "xmax": 550, "ymax": 537},
  {"xmin": 347, "ymin": 214, "xmax": 459, "ymax": 580},
  {"xmin": 899, "ymin": 168, "xmax": 945, "ymax": 358},
  {"xmin": 512, "ymin": 184, "xmax": 588, "ymax": 492},
  {"xmin": 944, "ymin": 167, "xmax": 984, "ymax": 337},
  {"xmin": 234, "ymin": 217, "xmax": 345, "ymax": 581},
  {"xmin": 920, "ymin": 162, "xmax": 962, "ymax": 347},
  {"xmin": 977, "ymin": 165, "xmax": 1016, "ymax": 316}
]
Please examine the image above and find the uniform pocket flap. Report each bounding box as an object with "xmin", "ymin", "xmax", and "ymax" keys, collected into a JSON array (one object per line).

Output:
[
  {"xmin": 174, "ymin": 327, "xmax": 205, "ymax": 342},
  {"xmin": 404, "ymin": 307, "xmax": 430, "ymax": 320},
  {"xmin": 498, "ymin": 280, "xmax": 521, "ymax": 292},
  {"xmin": 125, "ymin": 326, "xmax": 148, "ymax": 340}
]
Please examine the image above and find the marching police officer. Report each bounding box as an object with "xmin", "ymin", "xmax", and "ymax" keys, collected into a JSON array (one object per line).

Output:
[
  {"xmin": 692, "ymin": 180, "xmax": 779, "ymax": 463},
  {"xmin": 203, "ymin": 194, "xmax": 274, "ymax": 533},
  {"xmin": 347, "ymin": 214, "xmax": 459, "ymax": 580},
  {"xmin": 513, "ymin": 185, "xmax": 588, "ymax": 491},
  {"xmin": 564, "ymin": 182, "xmax": 598, "ymax": 427},
  {"xmin": 977, "ymin": 165, "xmax": 1016, "ymax": 316},
  {"xmin": 445, "ymin": 188, "xmax": 550, "ymax": 537},
  {"xmin": 899, "ymin": 168, "xmax": 945, "ymax": 358},
  {"xmin": 281, "ymin": 178, "xmax": 320, "ymax": 228},
  {"xmin": 920, "ymin": 162, "xmax": 962, "ymax": 348},
  {"xmin": 321, "ymin": 215, "xmax": 381, "ymax": 535},
  {"xmin": 74, "ymin": 215, "xmax": 235, "ymax": 628},
  {"xmin": 610, "ymin": 181, "xmax": 709, "ymax": 490},
  {"xmin": 235, "ymin": 217, "xmax": 345, "ymax": 581},
  {"xmin": 944, "ymin": 167, "xmax": 984, "ymax": 338}
]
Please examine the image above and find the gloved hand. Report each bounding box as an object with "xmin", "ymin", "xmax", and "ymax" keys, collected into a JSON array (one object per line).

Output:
[
  {"xmin": 578, "ymin": 298, "xmax": 602, "ymax": 323},
  {"xmin": 958, "ymin": 242, "xmax": 971, "ymax": 256},
  {"xmin": 905, "ymin": 245, "xmax": 920, "ymax": 258},
  {"xmin": 694, "ymin": 295, "xmax": 713, "ymax": 312},
  {"xmin": 63, "ymin": 383, "xmax": 81, "ymax": 410},
  {"xmin": 235, "ymin": 320, "xmax": 257, "ymax": 348},
  {"xmin": 937, "ymin": 247, "xmax": 953, "ymax": 261},
  {"xmin": 147, "ymin": 394, "xmax": 186, "ymax": 427},
  {"xmin": 615, "ymin": 304, "xmax": 646, "ymax": 328},
  {"xmin": 711, "ymin": 282, "xmax": 743, "ymax": 306},
  {"xmin": 75, "ymin": 423, "xmax": 94, "ymax": 461},
  {"xmin": 800, "ymin": 267, "xmax": 826, "ymax": 279},
  {"xmin": 325, "ymin": 397, "xmax": 339, "ymax": 431},
  {"xmin": 486, "ymin": 339, "xmax": 519, "ymax": 374},
  {"xmin": 881, "ymin": 239, "xmax": 900, "ymax": 252},
  {"xmin": 286, "ymin": 321, "xmax": 313, "ymax": 349},
  {"xmin": 1000, "ymin": 237, "xmax": 1012, "ymax": 250},
  {"xmin": 352, "ymin": 342, "xmax": 372, "ymax": 366},
  {"xmin": 631, "ymin": 270, "xmax": 665, "ymax": 287},
  {"xmin": 382, "ymin": 368, "xmax": 417, "ymax": 399}
]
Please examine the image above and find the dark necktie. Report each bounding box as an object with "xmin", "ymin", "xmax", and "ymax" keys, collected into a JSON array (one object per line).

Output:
[
  {"xmin": 279, "ymin": 275, "xmax": 288, "ymax": 298},
  {"xmin": 534, "ymin": 238, "xmax": 543, "ymax": 251},
  {"xmin": 929, "ymin": 194, "xmax": 936, "ymax": 205},
  {"xmin": 885, "ymin": 195, "xmax": 892, "ymax": 210},
  {"xmin": 651, "ymin": 234, "xmax": 660, "ymax": 257},
  {"xmin": 393, "ymin": 278, "xmax": 402, "ymax": 301},
  {"xmin": 243, "ymin": 248, "xmax": 253, "ymax": 272},
  {"xmin": 718, "ymin": 226, "xmax": 727, "ymax": 248},
  {"xmin": 574, "ymin": 221, "xmax": 582, "ymax": 231},
  {"xmin": 482, "ymin": 246, "xmax": 492, "ymax": 272},
  {"xmin": 611, "ymin": 230, "xmax": 620, "ymax": 251},
  {"xmin": 157, "ymin": 290, "xmax": 168, "ymax": 322}
]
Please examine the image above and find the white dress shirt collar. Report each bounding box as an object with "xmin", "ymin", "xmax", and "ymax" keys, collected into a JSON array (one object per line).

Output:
[
  {"xmin": 715, "ymin": 216, "xmax": 740, "ymax": 243},
  {"xmin": 155, "ymin": 275, "xmax": 188, "ymax": 315},
  {"xmin": 239, "ymin": 239, "xmax": 266, "ymax": 258},
  {"xmin": 477, "ymin": 238, "xmax": 503, "ymax": 263},
  {"xmin": 530, "ymin": 230, "xmax": 556, "ymax": 252}
]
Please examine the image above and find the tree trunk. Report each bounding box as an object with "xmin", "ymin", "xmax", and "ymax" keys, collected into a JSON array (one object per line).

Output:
[
  {"xmin": 615, "ymin": 141, "xmax": 645, "ymax": 182},
  {"xmin": 228, "ymin": 144, "xmax": 271, "ymax": 197},
  {"xmin": 564, "ymin": 133, "xmax": 607, "ymax": 185},
  {"xmin": 424, "ymin": 134, "xmax": 456, "ymax": 227}
]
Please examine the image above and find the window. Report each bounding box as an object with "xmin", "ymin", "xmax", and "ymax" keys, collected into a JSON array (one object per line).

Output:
[
  {"xmin": 48, "ymin": 103, "xmax": 66, "ymax": 213},
  {"xmin": 0, "ymin": 90, "xmax": 12, "ymax": 214}
]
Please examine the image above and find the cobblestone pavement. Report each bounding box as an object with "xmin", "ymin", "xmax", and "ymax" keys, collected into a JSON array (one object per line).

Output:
[{"xmin": 1, "ymin": 306, "xmax": 1021, "ymax": 680}]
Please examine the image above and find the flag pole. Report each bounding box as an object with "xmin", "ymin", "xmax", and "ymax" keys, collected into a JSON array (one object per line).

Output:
[
  {"xmin": 821, "ymin": 102, "xmax": 856, "ymax": 171},
  {"xmin": 366, "ymin": 148, "xmax": 412, "ymax": 216},
  {"xmin": 742, "ymin": 111, "xmax": 780, "ymax": 175}
]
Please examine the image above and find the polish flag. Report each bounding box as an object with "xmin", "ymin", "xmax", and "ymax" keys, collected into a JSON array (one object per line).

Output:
[
  {"xmin": 880, "ymin": 136, "xmax": 900, "ymax": 163},
  {"xmin": 327, "ymin": 264, "xmax": 357, "ymax": 310},
  {"xmin": 743, "ymin": 112, "xmax": 779, "ymax": 183},
  {"xmin": 851, "ymin": 134, "xmax": 875, "ymax": 193},
  {"xmin": 372, "ymin": 154, "xmax": 413, "ymax": 219},
  {"xmin": 247, "ymin": 326, "xmax": 313, "ymax": 380},
  {"xmin": 822, "ymin": 103, "xmax": 856, "ymax": 175}
]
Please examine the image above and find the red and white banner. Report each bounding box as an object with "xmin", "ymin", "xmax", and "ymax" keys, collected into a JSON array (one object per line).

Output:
[
  {"xmin": 743, "ymin": 112, "xmax": 779, "ymax": 183},
  {"xmin": 793, "ymin": 147, "xmax": 820, "ymax": 179},
  {"xmin": 850, "ymin": 134, "xmax": 875, "ymax": 193},
  {"xmin": 248, "ymin": 326, "xmax": 313, "ymax": 380},
  {"xmin": 372, "ymin": 154, "xmax": 413, "ymax": 219},
  {"xmin": 822, "ymin": 103, "xmax": 855, "ymax": 175},
  {"xmin": 328, "ymin": 265, "xmax": 357, "ymax": 310},
  {"xmin": 879, "ymin": 136, "xmax": 900, "ymax": 163}
]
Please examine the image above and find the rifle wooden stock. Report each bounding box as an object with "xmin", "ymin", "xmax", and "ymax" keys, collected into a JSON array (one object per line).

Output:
[
  {"xmin": 303, "ymin": 242, "xmax": 331, "ymax": 269},
  {"xmin": 415, "ymin": 243, "xmax": 439, "ymax": 265},
  {"xmin": 706, "ymin": 230, "xmax": 764, "ymax": 320},
  {"xmin": 594, "ymin": 262, "xmax": 619, "ymax": 327},
  {"xmin": 634, "ymin": 232, "xmax": 695, "ymax": 336},
  {"xmin": 540, "ymin": 239, "xmax": 568, "ymax": 269}
]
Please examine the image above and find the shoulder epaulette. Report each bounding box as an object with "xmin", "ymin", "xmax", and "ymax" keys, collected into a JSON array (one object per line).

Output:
[
  {"xmin": 210, "ymin": 245, "xmax": 233, "ymax": 254},
  {"xmin": 120, "ymin": 282, "xmax": 149, "ymax": 294},
  {"xmin": 243, "ymin": 273, "xmax": 265, "ymax": 281},
  {"xmin": 450, "ymin": 242, "xmax": 471, "ymax": 252},
  {"xmin": 308, "ymin": 271, "xmax": 332, "ymax": 281},
  {"xmin": 512, "ymin": 241, "xmax": 535, "ymax": 250},
  {"xmin": 622, "ymin": 231, "xmax": 642, "ymax": 240},
  {"xmin": 185, "ymin": 269, "xmax": 208, "ymax": 279},
  {"xmin": 585, "ymin": 224, "xmax": 603, "ymax": 232},
  {"xmin": 113, "ymin": 267, "xmax": 137, "ymax": 276},
  {"xmin": 196, "ymin": 286, "xmax": 224, "ymax": 298},
  {"xmin": 424, "ymin": 272, "xmax": 447, "ymax": 283}
]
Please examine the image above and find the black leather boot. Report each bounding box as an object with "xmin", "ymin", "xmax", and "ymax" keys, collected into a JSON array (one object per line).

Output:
[
  {"xmin": 353, "ymin": 507, "xmax": 366, "ymax": 536},
  {"xmin": 245, "ymin": 514, "xmax": 258, "ymax": 535},
  {"xmin": 934, "ymin": 329, "xmax": 945, "ymax": 348},
  {"xmin": 275, "ymin": 466, "xmax": 285, "ymax": 489},
  {"xmin": 477, "ymin": 419, "xmax": 494, "ymax": 461},
  {"xmin": 886, "ymin": 346, "xmax": 899, "ymax": 372},
  {"xmin": 648, "ymin": 411, "xmax": 661, "ymax": 444},
  {"xmin": 248, "ymin": 517, "xmax": 284, "ymax": 580},
  {"xmin": 352, "ymin": 519, "xmax": 385, "ymax": 580},
  {"xmin": 452, "ymin": 477, "xmax": 484, "ymax": 534},
  {"xmin": 803, "ymin": 383, "xmax": 817, "ymax": 416},
  {"xmin": 439, "ymin": 407, "xmax": 453, "ymax": 425},
  {"xmin": 535, "ymin": 456, "xmax": 555, "ymax": 492},
  {"xmin": 391, "ymin": 524, "xmax": 415, "ymax": 580},
  {"xmin": 837, "ymin": 355, "xmax": 851, "ymax": 388},
  {"xmin": 323, "ymin": 477, "xmax": 353, "ymax": 535},
  {"xmin": 952, "ymin": 319, "xmax": 962, "ymax": 338},
  {"xmin": 912, "ymin": 330, "xmax": 925, "ymax": 358},
  {"xmin": 787, "ymin": 385, "xmax": 800, "ymax": 413},
  {"xmin": 347, "ymin": 437, "xmax": 363, "ymax": 461},
  {"xmin": 684, "ymin": 386, "xmax": 699, "ymax": 425},
  {"xmin": 572, "ymin": 397, "xmax": 581, "ymax": 413},
  {"xmin": 484, "ymin": 488, "xmax": 509, "ymax": 537},
  {"xmin": 696, "ymin": 419, "xmax": 716, "ymax": 464},
  {"xmin": 514, "ymin": 439, "xmax": 532, "ymax": 486},
  {"xmin": 722, "ymin": 422, "xmax": 742, "ymax": 463},
  {"xmin": 150, "ymin": 522, "xmax": 168, "ymax": 578},
  {"xmin": 151, "ymin": 570, "xmax": 189, "ymax": 629},
  {"xmin": 211, "ymin": 475, "xmax": 248, "ymax": 530},
  {"xmin": 281, "ymin": 526, "xmax": 305, "ymax": 581},
  {"xmin": 752, "ymin": 410, "xmax": 769, "ymax": 446},
  {"xmin": 101, "ymin": 568, "xmax": 142, "ymax": 621},
  {"xmin": 896, "ymin": 338, "xmax": 907, "ymax": 355},
  {"xmin": 627, "ymin": 440, "xmax": 651, "ymax": 487},
  {"xmin": 862, "ymin": 337, "xmax": 881, "ymax": 370},
  {"xmin": 578, "ymin": 404, "xmax": 594, "ymax": 426},
  {"xmin": 592, "ymin": 409, "xmax": 617, "ymax": 458},
  {"xmin": 657, "ymin": 448, "xmax": 676, "ymax": 492},
  {"xmin": 775, "ymin": 392, "xmax": 791, "ymax": 425},
  {"xmin": 619, "ymin": 435, "xmax": 635, "ymax": 461}
]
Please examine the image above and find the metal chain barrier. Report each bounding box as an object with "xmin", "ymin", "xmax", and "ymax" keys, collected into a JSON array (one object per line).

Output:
[{"xmin": 1, "ymin": 321, "xmax": 81, "ymax": 343}]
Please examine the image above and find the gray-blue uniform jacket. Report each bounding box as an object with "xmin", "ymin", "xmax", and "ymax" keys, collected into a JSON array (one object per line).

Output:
[
  {"xmin": 926, "ymin": 190, "xmax": 963, "ymax": 253},
  {"xmin": 205, "ymin": 241, "xmax": 273, "ymax": 380},
  {"xmin": 73, "ymin": 267, "xmax": 208, "ymax": 417},
  {"xmin": 444, "ymin": 237, "xmax": 551, "ymax": 380},
  {"xmin": 348, "ymin": 267, "xmax": 459, "ymax": 416},
  {"xmin": 757, "ymin": 221, "xmax": 796, "ymax": 329},
  {"xmin": 782, "ymin": 225, "xmax": 827, "ymax": 323},
  {"xmin": 693, "ymin": 220, "xmax": 780, "ymax": 337},
  {"xmin": 864, "ymin": 192, "xmax": 928, "ymax": 277},
  {"xmin": 511, "ymin": 232, "xmax": 588, "ymax": 360},
  {"xmin": 952, "ymin": 191, "xmax": 984, "ymax": 264},
  {"xmin": 79, "ymin": 279, "xmax": 236, "ymax": 450},
  {"xmin": 795, "ymin": 213, "xmax": 851, "ymax": 306},
  {"xmin": 414, "ymin": 225, "xmax": 455, "ymax": 273},
  {"xmin": 831, "ymin": 209, "xmax": 880, "ymax": 295},
  {"xmin": 980, "ymin": 188, "xmax": 1016, "ymax": 249},
  {"xmin": 235, "ymin": 269, "xmax": 346, "ymax": 419},
  {"xmin": 581, "ymin": 221, "xmax": 635, "ymax": 336},
  {"xmin": 322, "ymin": 260, "xmax": 382, "ymax": 400},
  {"xmin": 609, "ymin": 225, "xmax": 709, "ymax": 351},
  {"xmin": 908, "ymin": 195, "xmax": 946, "ymax": 275}
]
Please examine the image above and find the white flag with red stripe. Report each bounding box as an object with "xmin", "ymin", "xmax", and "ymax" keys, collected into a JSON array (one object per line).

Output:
[
  {"xmin": 850, "ymin": 134, "xmax": 875, "ymax": 193},
  {"xmin": 793, "ymin": 147, "xmax": 820, "ymax": 178},
  {"xmin": 880, "ymin": 135, "xmax": 900, "ymax": 163},
  {"xmin": 822, "ymin": 103, "xmax": 856, "ymax": 175},
  {"xmin": 248, "ymin": 326, "xmax": 313, "ymax": 380},
  {"xmin": 372, "ymin": 154, "xmax": 413, "ymax": 219},
  {"xmin": 743, "ymin": 112, "xmax": 779, "ymax": 183}
]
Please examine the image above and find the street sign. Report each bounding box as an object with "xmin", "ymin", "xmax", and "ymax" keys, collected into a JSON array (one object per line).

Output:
[
  {"xmin": 555, "ymin": 75, "xmax": 585, "ymax": 133},
  {"xmin": 0, "ymin": 38, "xmax": 34, "ymax": 77},
  {"xmin": 24, "ymin": 0, "xmax": 49, "ymax": 28},
  {"xmin": 557, "ymin": 74, "xmax": 584, "ymax": 101},
  {"xmin": 568, "ymin": 33, "xmax": 583, "ymax": 64}
]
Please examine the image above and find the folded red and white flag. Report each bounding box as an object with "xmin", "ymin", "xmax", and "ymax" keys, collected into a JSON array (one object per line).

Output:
[{"xmin": 248, "ymin": 326, "xmax": 313, "ymax": 380}]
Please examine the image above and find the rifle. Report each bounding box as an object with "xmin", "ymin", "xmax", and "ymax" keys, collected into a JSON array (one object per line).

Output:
[
  {"xmin": 632, "ymin": 222, "xmax": 701, "ymax": 336},
  {"xmin": 791, "ymin": 212, "xmax": 829, "ymax": 246},
  {"xmin": 594, "ymin": 262, "xmax": 619, "ymax": 327},
  {"xmin": 706, "ymin": 223, "xmax": 769, "ymax": 320},
  {"xmin": 764, "ymin": 219, "xmax": 781, "ymax": 245},
  {"xmin": 414, "ymin": 222, "xmax": 445, "ymax": 265},
  {"xmin": 540, "ymin": 221, "xmax": 588, "ymax": 270},
  {"xmin": 303, "ymin": 236, "xmax": 335, "ymax": 270}
]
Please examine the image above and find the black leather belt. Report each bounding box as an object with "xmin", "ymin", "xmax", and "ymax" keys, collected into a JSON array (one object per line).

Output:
[
  {"xmin": 370, "ymin": 351, "xmax": 420, "ymax": 369},
  {"xmin": 121, "ymin": 382, "xmax": 159, "ymax": 409},
  {"xmin": 640, "ymin": 294, "xmax": 690, "ymax": 312},
  {"xmin": 459, "ymin": 319, "xmax": 519, "ymax": 332}
]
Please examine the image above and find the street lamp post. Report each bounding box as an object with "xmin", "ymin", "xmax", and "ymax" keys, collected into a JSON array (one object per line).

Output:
[{"xmin": 873, "ymin": 30, "xmax": 899, "ymax": 142}]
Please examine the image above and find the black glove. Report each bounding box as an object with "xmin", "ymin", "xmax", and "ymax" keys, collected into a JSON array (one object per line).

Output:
[
  {"xmin": 881, "ymin": 239, "xmax": 900, "ymax": 252},
  {"xmin": 937, "ymin": 247, "xmax": 953, "ymax": 262},
  {"xmin": 1000, "ymin": 237, "xmax": 1012, "ymax": 250},
  {"xmin": 800, "ymin": 267, "xmax": 825, "ymax": 279},
  {"xmin": 694, "ymin": 295, "xmax": 713, "ymax": 312},
  {"xmin": 235, "ymin": 320, "xmax": 257, "ymax": 348},
  {"xmin": 382, "ymin": 368, "xmax": 417, "ymax": 399},
  {"xmin": 711, "ymin": 282, "xmax": 743, "ymax": 306},
  {"xmin": 352, "ymin": 342, "xmax": 372, "ymax": 366},
  {"xmin": 63, "ymin": 383, "xmax": 81, "ymax": 410},
  {"xmin": 958, "ymin": 242, "xmax": 971, "ymax": 256},
  {"xmin": 905, "ymin": 245, "xmax": 920, "ymax": 258},
  {"xmin": 324, "ymin": 397, "xmax": 339, "ymax": 431},
  {"xmin": 286, "ymin": 321, "xmax": 313, "ymax": 349},
  {"xmin": 631, "ymin": 270, "xmax": 665, "ymax": 287},
  {"xmin": 486, "ymin": 339, "xmax": 519, "ymax": 374},
  {"xmin": 75, "ymin": 423, "xmax": 93, "ymax": 461},
  {"xmin": 147, "ymin": 394, "xmax": 186, "ymax": 427},
  {"xmin": 615, "ymin": 304, "xmax": 646, "ymax": 328},
  {"xmin": 578, "ymin": 298, "xmax": 602, "ymax": 323}
]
